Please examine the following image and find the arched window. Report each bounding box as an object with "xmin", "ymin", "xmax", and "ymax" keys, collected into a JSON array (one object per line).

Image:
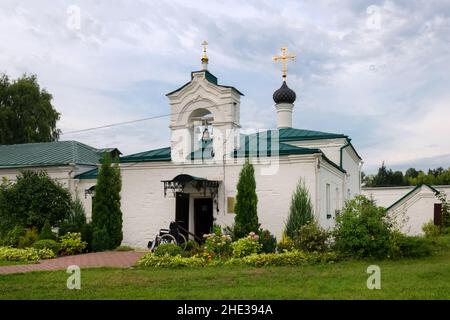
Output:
[{"xmin": 188, "ymin": 108, "xmax": 214, "ymax": 151}]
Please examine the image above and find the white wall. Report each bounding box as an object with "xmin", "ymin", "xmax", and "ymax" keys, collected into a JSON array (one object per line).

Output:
[
  {"xmin": 362, "ymin": 186, "xmax": 413, "ymax": 208},
  {"xmin": 119, "ymin": 155, "xmax": 319, "ymax": 248},
  {"xmin": 362, "ymin": 185, "xmax": 450, "ymax": 235},
  {"xmin": 317, "ymin": 160, "xmax": 346, "ymax": 229}
]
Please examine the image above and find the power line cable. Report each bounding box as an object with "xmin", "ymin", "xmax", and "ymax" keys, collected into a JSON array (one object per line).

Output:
[{"xmin": 61, "ymin": 102, "xmax": 235, "ymax": 135}]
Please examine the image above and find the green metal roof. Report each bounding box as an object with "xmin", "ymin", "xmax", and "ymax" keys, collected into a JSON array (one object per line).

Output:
[
  {"xmin": 277, "ymin": 127, "xmax": 347, "ymax": 141},
  {"xmin": 74, "ymin": 167, "xmax": 98, "ymax": 180},
  {"xmin": 165, "ymin": 70, "xmax": 244, "ymax": 96},
  {"xmin": 0, "ymin": 141, "xmax": 117, "ymax": 168},
  {"xmin": 120, "ymin": 147, "xmax": 171, "ymax": 163},
  {"xmin": 233, "ymin": 132, "xmax": 320, "ymax": 158},
  {"xmin": 386, "ymin": 184, "xmax": 440, "ymax": 211}
]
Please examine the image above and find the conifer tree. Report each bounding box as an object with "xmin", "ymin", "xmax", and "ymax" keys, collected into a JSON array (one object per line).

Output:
[
  {"xmin": 233, "ymin": 160, "xmax": 259, "ymax": 238},
  {"xmin": 91, "ymin": 153, "xmax": 123, "ymax": 251},
  {"xmin": 284, "ymin": 178, "xmax": 314, "ymax": 239}
]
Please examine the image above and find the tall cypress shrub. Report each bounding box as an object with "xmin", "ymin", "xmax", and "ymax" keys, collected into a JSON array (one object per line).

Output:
[
  {"xmin": 91, "ymin": 153, "xmax": 123, "ymax": 251},
  {"xmin": 284, "ymin": 178, "xmax": 314, "ymax": 239},
  {"xmin": 233, "ymin": 160, "xmax": 259, "ymax": 238}
]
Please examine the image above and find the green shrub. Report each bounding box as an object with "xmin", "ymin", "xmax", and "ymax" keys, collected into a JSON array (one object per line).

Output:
[
  {"xmin": 18, "ymin": 227, "xmax": 39, "ymax": 248},
  {"xmin": 59, "ymin": 232, "xmax": 87, "ymax": 256},
  {"xmin": 258, "ymin": 229, "xmax": 277, "ymax": 253},
  {"xmin": 92, "ymin": 154, "xmax": 123, "ymax": 251},
  {"xmin": 137, "ymin": 253, "xmax": 206, "ymax": 268},
  {"xmin": 0, "ymin": 171, "xmax": 72, "ymax": 233},
  {"xmin": 203, "ymin": 233, "xmax": 232, "ymax": 258},
  {"xmin": 114, "ymin": 246, "xmax": 134, "ymax": 252},
  {"xmin": 81, "ymin": 223, "xmax": 93, "ymax": 252},
  {"xmin": 333, "ymin": 195, "xmax": 392, "ymax": 258},
  {"xmin": 182, "ymin": 240, "xmax": 201, "ymax": 257},
  {"xmin": 398, "ymin": 236, "xmax": 433, "ymax": 258},
  {"xmin": 422, "ymin": 221, "xmax": 441, "ymax": 238},
  {"xmin": 295, "ymin": 220, "xmax": 330, "ymax": 253},
  {"xmin": 277, "ymin": 234, "xmax": 296, "ymax": 252},
  {"xmin": 33, "ymin": 239, "xmax": 60, "ymax": 255},
  {"xmin": 154, "ymin": 243, "xmax": 182, "ymax": 257},
  {"xmin": 39, "ymin": 220, "xmax": 56, "ymax": 240},
  {"xmin": 37, "ymin": 248, "xmax": 56, "ymax": 259},
  {"xmin": 285, "ymin": 179, "xmax": 314, "ymax": 239},
  {"xmin": 231, "ymin": 233, "xmax": 262, "ymax": 258},
  {"xmin": 442, "ymin": 227, "xmax": 450, "ymax": 235},
  {"xmin": 0, "ymin": 246, "xmax": 55, "ymax": 262},
  {"xmin": 233, "ymin": 161, "xmax": 259, "ymax": 238},
  {"xmin": 1, "ymin": 226, "xmax": 24, "ymax": 247},
  {"xmin": 387, "ymin": 231, "xmax": 433, "ymax": 259},
  {"xmin": 91, "ymin": 227, "xmax": 110, "ymax": 252},
  {"xmin": 227, "ymin": 250, "xmax": 340, "ymax": 267}
]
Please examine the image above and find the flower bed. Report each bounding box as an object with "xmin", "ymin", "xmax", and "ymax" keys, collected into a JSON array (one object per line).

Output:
[{"xmin": 0, "ymin": 246, "xmax": 55, "ymax": 262}]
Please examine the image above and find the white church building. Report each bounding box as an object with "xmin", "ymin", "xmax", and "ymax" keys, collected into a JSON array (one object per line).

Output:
[
  {"xmin": 117, "ymin": 47, "xmax": 363, "ymax": 247},
  {"xmin": 0, "ymin": 46, "xmax": 366, "ymax": 248}
]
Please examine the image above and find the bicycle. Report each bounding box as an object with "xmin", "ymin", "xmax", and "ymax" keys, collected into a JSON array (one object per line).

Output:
[{"xmin": 147, "ymin": 221, "xmax": 188, "ymax": 252}]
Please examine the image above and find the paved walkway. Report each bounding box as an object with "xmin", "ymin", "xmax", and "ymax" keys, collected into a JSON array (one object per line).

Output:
[{"xmin": 0, "ymin": 251, "xmax": 146, "ymax": 275}]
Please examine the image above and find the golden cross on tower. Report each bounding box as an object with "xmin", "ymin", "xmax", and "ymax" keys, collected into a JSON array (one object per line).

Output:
[
  {"xmin": 272, "ymin": 47, "xmax": 296, "ymax": 81},
  {"xmin": 201, "ymin": 40, "xmax": 209, "ymax": 69}
]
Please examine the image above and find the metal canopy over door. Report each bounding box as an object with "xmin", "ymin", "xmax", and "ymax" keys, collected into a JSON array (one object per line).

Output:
[{"xmin": 194, "ymin": 198, "xmax": 213, "ymax": 239}]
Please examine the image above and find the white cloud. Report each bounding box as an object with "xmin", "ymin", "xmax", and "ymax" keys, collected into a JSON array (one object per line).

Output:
[{"xmin": 0, "ymin": 0, "xmax": 449, "ymax": 172}]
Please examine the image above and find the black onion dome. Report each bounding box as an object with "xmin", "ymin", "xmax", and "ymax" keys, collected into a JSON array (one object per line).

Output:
[{"xmin": 273, "ymin": 81, "xmax": 296, "ymax": 104}]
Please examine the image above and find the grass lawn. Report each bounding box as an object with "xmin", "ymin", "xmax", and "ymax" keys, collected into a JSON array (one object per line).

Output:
[{"xmin": 1, "ymin": 237, "xmax": 450, "ymax": 300}]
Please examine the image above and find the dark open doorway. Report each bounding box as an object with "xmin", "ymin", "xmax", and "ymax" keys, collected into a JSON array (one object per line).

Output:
[
  {"xmin": 175, "ymin": 193, "xmax": 190, "ymax": 238},
  {"xmin": 194, "ymin": 198, "xmax": 213, "ymax": 239},
  {"xmin": 434, "ymin": 203, "xmax": 442, "ymax": 226}
]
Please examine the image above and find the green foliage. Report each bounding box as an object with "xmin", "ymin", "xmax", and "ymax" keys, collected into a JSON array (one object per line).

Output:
[
  {"xmin": 284, "ymin": 179, "xmax": 313, "ymax": 239},
  {"xmin": 1, "ymin": 226, "xmax": 24, "ymax": 247},
  {"xmin": 333, "ymin": 195, "xmax": 393, "ymax": 258},
  {"xmin": 277, "ymin": 234, "xmax": 296, "ymax": 252},
  {"xmin": 182, "ymin": 240, "xmax": 202, "ymax": 257},
  {"xmin": 231, "ymin": 233, "xmax": 262, "ymax": 258},
  {"xmin": 226, "ymin": 250, "xmax": 340, "ymax": 267},
  {"xmin": 91, "ymin": 227, "xmax": 110, "ymax": 252},
  {"xmin": 59, "ymin": 232, "xmax": 87, "ymax": 256},
  {"xmin": 33, "ymin": 239, "xmax": 60, "ymax": 255},
  {"xmin": 91, "ymin": 154, "xmax": 123, "ymax": 251},
  {"xmin": 81, "ymin": 223, "xmax": 93, "ymax": 252},
  {"xmin": 0, "ymin": 171, "xmax": 72, "ymax": 234},
  {"xmin": 296, "ymin": 220, "xmax": 330, "ymax": 253},
  {"xmin": 364, "ymin": 163, "xmax": 450, "ymax": 187},
  {"xmin": 233, "ymin": 161, "xmax": 259, "ymax": 238},
  {"xmin": 154, "ymin": 243, "xmax": 183, "ymax": 257},
  {"xmin": 437, "ymin": 192, "xmax": 450, "ymax": 228},
  {"xmin": 39, "ymin": 220, "xmax": 56, "ymax": 240},
  {"xmin": 0, "ymin": 246, "xmax": 55, "ymax": 262},
  {"xmin": 137, "ymin": 253, "xmax": 207, "ymax": 268},
  {"xmin": 59, "ymin": 197, "xmax": 87, "ymax": 235},
  {"xmin": 114, "ymin": 246, "xmax": 135, "ymax": 252},
  {"xmin": 397, "ymin": 236, "xmax": 433, "ymax": 258},
  {"xmin": 422, "ymin": 221, "xmax": 441, "ymax": 239},
  {"xmin": 18, "ymin": 227, "xmax": 39, "ymax": 248},
  {"xmin": 257, "ymin": 229, "xmax": 277, "ymax": 253},
  {"xmin": 203, "ymin": 233, "xmax": 232, "ymax": 258},
  {"xmin": 0, "ymin": 73, "xmax": 60, "ymax": 145}
]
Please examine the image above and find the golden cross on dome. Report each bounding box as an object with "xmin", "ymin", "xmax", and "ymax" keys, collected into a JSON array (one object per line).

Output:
[
  {"xmin": 201, "ymin": 40, "xmax": 209, "ymax": 69},
  {"xmin": 272, "ymin": 47, "xmax": 296, "ymax": 81}
]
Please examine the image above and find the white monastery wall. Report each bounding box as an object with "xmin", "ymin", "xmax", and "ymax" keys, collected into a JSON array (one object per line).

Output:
[{"xmin": 119, "ymin": 156, "xmax": 318, "ymax": 248}]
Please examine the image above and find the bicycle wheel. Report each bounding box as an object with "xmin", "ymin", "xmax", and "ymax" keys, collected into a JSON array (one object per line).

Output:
[
  {"xmin": 178, "ymin": 233, "xmax": 187, "ymax": 250},
  {"xmin": 160, "ymin": 234, "xmax": 177, "ymax": 245}
]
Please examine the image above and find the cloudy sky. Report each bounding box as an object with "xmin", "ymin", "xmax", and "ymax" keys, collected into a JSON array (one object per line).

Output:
[{"xmin": 1, "ymin": 0, "xmax": 449, "ymax": 173}]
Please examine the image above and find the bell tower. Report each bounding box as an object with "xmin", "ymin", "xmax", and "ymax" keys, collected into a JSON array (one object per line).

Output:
[{"xmin": 166, "ymin": 41, "xmax": 244, "ymax": 163}]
